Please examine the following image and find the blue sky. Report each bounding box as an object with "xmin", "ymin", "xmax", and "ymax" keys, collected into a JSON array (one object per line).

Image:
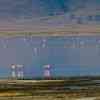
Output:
[
  {"xmin": 0, "ymin": 36, "xmax": 100, "ymax": 78},
  {"xmin": 0, "ymin": 0, "xmax": 99, "ymax": 19},
  {"xmin": 0, "ymin": 0, "xmax": 100, "ymax": 32}
]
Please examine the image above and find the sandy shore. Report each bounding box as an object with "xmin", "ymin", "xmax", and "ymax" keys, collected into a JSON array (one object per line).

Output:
[{"xmin": 0, "ymin": 96, "xmax": 99, "ymax": 100}]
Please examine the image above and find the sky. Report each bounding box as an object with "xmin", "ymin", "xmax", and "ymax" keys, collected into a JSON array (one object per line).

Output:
[
  {"xmin": 0, "ymin": 0, "xmax": 100, "ymax": 32},
  {"xmin": 0, "ymin": 0, "xmax": 99, "ymax": 18},
  {"xmin": 0, "ymin": 36, "xmax": 100, "ymax": 78}
]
